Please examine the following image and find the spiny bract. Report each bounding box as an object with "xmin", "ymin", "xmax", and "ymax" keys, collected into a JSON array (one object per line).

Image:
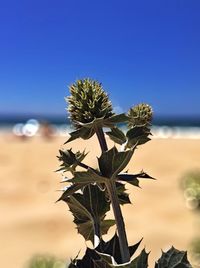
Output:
[
  {"xmin": 128, "ymin": 103, "xmax": 153, "ymax": 128},
  {"xmin": 67, "ymin": 78, "xmax": 114, "ymax": 128}
]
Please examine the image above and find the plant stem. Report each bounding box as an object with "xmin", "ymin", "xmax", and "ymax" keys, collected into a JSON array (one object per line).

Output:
[
  {"xmin": 95, "ymin": 127, "xmax": 108, "ymax": 151},
  {"xmin": 77, "ymin": 161, "xmax": 91, "ymax": 170},
  {"xmin": 106, "ymin": 180, "xmax": 130, "ymax": 262},
  {"xmin": 95, "ymin": 126, "xmax": 130, "ymax": 263}
]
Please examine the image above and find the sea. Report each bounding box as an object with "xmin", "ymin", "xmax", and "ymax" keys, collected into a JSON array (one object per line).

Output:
[{"xmin": 0, "ymin": 114, "xmax": 200, "ymax": 139}]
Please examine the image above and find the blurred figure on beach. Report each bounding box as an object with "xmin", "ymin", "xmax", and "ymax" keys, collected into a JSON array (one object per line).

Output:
[
  {"xmin": 12, "ymin": 119, "xmax": 55, "ymax": 141},
  {"xmin": 39, "ymin": 121, "xmax": 55, "ymax": 140}
]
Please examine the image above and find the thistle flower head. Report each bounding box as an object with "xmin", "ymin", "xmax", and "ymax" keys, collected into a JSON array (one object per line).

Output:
[
  {"xmin": 67, "ymin": 78, "xmax": 114, "ymax": 128},
  {"xmin": 128, "ymin": 103, "xmax": 153, "ymax": 128}
]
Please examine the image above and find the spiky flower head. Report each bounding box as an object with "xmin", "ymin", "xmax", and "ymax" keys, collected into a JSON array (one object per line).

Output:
[
  {"xmin": 128, "ymin": 103, "xmax": 153, "ymax": 128},
  {"xmin": 67, "ymin": 78, "xmax": 114, "ymax": 129}
]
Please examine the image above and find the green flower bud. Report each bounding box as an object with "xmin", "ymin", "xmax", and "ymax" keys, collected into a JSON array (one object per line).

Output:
[
  {"xmin": 67, "ymin": 78, "xmax": 114, "ymax": 128},
  {"xmin": 127, "ymin": 103, "xmax": 153, "ymax": 128}
]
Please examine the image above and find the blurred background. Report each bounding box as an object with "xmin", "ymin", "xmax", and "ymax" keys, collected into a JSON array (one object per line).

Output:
[{"xmin": 1, "ymin": 0, "xmax": 200, "ymax": 267}]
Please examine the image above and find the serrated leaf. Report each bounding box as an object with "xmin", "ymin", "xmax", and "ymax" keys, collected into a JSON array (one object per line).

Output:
[
  {"xmin": 76, "ymin": 248, "xmax": 101, "ymax": 268},
  {"xmin": 97, "ymin": 234, "xmax": 143, "ymax": 265},
  {"xmin": 98, "ymin": 147, "xmax": 118, "ymax": 178},
  {"xmin": 64, "ymin": 185, "xmax": 114, "ymax": 243},
  {"xmin": 104, "ymin": 113, "xmax": 129, "ymax": 126},
  {"xmin": 65, "ymin": 127, "xmax": 95, "ymax": 143},
  {"xmin": 117, "ymin": 172, "xmax": 155, "ymax": 187},
  {"xmin": 65, "ymin": 114, "xmax": 128, "ymax": 144},
  {"xmin": 97, "ymin": 248, "xmax": 149, "ymax": 267},
  {"xmin": 98, "ymin": 147, "xmax": 133, "ymax": 179},
  {"xmin": 56, "ymin": 149, "xmax": 87, "ymax": 174},
  {"xmin": 57, "ymin": 183, "xmax": 88, "ymax": 202},
  {"xmin": 130, "ymin": 249, "xmax": 149, "ymax": 268},
  {"xmin": 74, "ymin": 117, "xmax": 105, "ymax": 129},
  {"xmin": 116, "ymin": 182, "xmax": 131, "ymax": 205},
  {"xmin": 129, "ymin": 238, "xmax": 144, "ymax": 258},
  {"xmin": 126, "ymin": 126, "xmax": 151, "ymax": 149},
  {"xmin": 106, "ymin": 127, "xmax": 127, "ymax": 145},
  {"xmin": 112, "ymin": 150, "xmax": 133, "ymax": 179},
  {"xmin": 70, "ymin": 237, "xmax": 144, "ymax": 268},
  {"xmin": 155, "ymin": 247, "xmax": 192, "ymax": 268},
  {"xmin": 68, "ymin": 169, "xmax": 106, "ymax": 184}
]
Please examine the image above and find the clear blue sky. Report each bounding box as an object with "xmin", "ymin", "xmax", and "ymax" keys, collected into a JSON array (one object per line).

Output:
[{"xmin": 1, "ymin": 0, "xmax": 200, "ymax": 117}]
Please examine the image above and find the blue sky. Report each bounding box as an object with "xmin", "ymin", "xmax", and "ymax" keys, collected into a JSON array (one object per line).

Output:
[{"xmin": 0, "ymin": 0, "xmax": 200, "ymax": 117}]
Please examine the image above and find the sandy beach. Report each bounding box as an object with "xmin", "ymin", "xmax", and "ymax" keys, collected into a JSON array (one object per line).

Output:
[{"xmin": 0, "ymin": 134, "xmax": 199, "ymax": 267}]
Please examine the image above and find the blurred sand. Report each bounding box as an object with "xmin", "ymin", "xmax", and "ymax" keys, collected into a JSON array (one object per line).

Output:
[{"xmin": 0, "ymin": 134, "xmax": 199, "ymax": 267}]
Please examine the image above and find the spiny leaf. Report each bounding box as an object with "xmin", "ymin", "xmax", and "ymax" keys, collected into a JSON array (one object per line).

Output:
[
  {"xmin": 64, "ymin": 185, "xmax": 114, "ymax": 243},
  {"xmin": 57, "ymin": 183, "xmax": 88, "ymax": 202},
  {"xmin": 96, "ymin": 248, "xmax": 149, "ymax": 267},
  {"xmin": 70, "ymin": 236, "xmax": 144, "ymax": 268},
  {"xmin": 68, "ymin": 169, "xmax": 106, "ymax": 184},
  {"xmin": 117, "ymin": 172, "xmax": 155, "ymax": 187},
  {"xmin": 116, "ymin": 182, "xmax": 131, "ymax": 205},
  {"xmin": 155, "ymin": 246, "xmax": 192, "ymax": 268},
  {"xmin": 97, "ymin": 234, "xmax": 143, "ymax": 264},
  {"xmin": 126, "ymin": 126, "xmax": 151, "ymax": 149},
  {"xmin": 98, "ymin": 147, "xmax": 134, "ymax": 179},
  {"xmin": 76, "ymin": 248, "xmax": 101, "ymax": 268},
  {"xmin": 112, "ymin": 149, "xmax": 134, "ymax": 179},
  {"xmin": 65, "ymin": 127, "xmax": 95, "ymax": 143},
  {"xmin": 104, "ymin": 113, "xmax": 129, "ymax": 126},
  {"xmin": 65, "ymin": 114, "xmax": 128, "ymax": 144},
  {"xmin": 106, "ymin": 127, "xmax": 127, "ymax": 145},
  {"xmin": 98, "ymin": 146, "xmax": 118, "ymax": 178},
  {"xmin": 56, "ymin": 148, "xmax": 87, "ymax": 174},
  {"xmin": 130, "ymin": 249, "xmax": 149, "ymax": 268}
]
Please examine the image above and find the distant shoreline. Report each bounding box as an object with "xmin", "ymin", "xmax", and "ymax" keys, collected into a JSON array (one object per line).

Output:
[
  {"xmin": 0, "ymin": 124, "xmax": 200, "ymax": 140},
  {"xmin": 0, "ymin": 114, "xmax": 200, "ymax": 127}
]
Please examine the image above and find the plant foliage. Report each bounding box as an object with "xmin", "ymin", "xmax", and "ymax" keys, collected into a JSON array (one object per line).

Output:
[{"xmin": 56, "ymin": 78, "xmax": 192, "ymax": 267}]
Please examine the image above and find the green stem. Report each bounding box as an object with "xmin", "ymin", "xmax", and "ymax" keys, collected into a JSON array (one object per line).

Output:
[
  {"xmin": 95, "ymin": 127, "xmax": 108, "ymax": 151},
  {"xmin": 95, "ymin": 126, "xmax": 130, "ymax": 263},
  {"xmin": 106, "ymin": 180, "xmax": 130, "ymax": 262}
]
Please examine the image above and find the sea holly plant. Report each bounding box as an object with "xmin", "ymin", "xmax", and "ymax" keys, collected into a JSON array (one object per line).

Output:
[{"xmin": 56, "ymin": 78, "xmax": 192, "ymax": 267}]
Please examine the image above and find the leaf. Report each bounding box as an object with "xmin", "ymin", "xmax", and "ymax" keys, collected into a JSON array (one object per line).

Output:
[
  {"xmin": 116, "ymin": 182, "xmax": 131, "ymax": 205},
  {"xmin": 74, "ymin": 117, "xmax": 105, "ymax": 129},
  {"xmin": 98, "ymin": 147, "xmax": 133, "ymax": 179},
  {"xmin": 76, "ymin": 248, "xmax": 101, "ymax": 268},
  {"xmin": 57, "ymin": 183, "xmax": 88, "ymax": 202},
  {"xmin": 155, "ymin": 247, "xmax": 192, "ymax": 268},
  {"xmin": 94, "ymin": 260, "xmax": 111, "ymax": 268},
  {"xmin": 126, "ymin": 126, "xmax": 151, "ymax": 149},
  {"xmin": 97, "ymin": 234, "xmax": 143, "ymax": 265},
  {"xmin": 64, "ymin": 185, "xmax": 114, "ymax": 243},
  {"xmin": 69, "ymin": 169, "xmax": 106, "ymax": 184},
  {"xmin": 65, "ymin": 127, "xmax": 95, "ymax": 143},
  {"xmin": 129, "ymin": 238, "xmax": 144, "ymax": 258},
  {"xmin": 56, "ymin": 149, "xmax": 87, "ymax": 174},
  {"xmin": 106, "ymin": 127, "xmax": 127, "ymax": 145},
  {"xmin": 130, "ymin": 249, "xmax": 149, "ymax": 268},
  {"xmin": 98, "ymin": 146, "xmax": 118, "ymax": 178},
  {"xmin": 104, "ymin": 113, "xmax": 129, "ymax": 126},
  {"xmin": 70, "ymin": 236, "xmax": 144, "ymax": 268},
  {"xmin": 65, "ymin": 114, "xmax": 128, "ymax": 144},
  {"xmin": 96, "ymin": 248, "xmax": 149, "ymax": 267},
  {"xmin": 112, "ymin": 150, "xmax": 133, "ymax": 179},
  {"xmin": 117, "ymin": 172, "xmax": 155, "ymax": 188}
]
